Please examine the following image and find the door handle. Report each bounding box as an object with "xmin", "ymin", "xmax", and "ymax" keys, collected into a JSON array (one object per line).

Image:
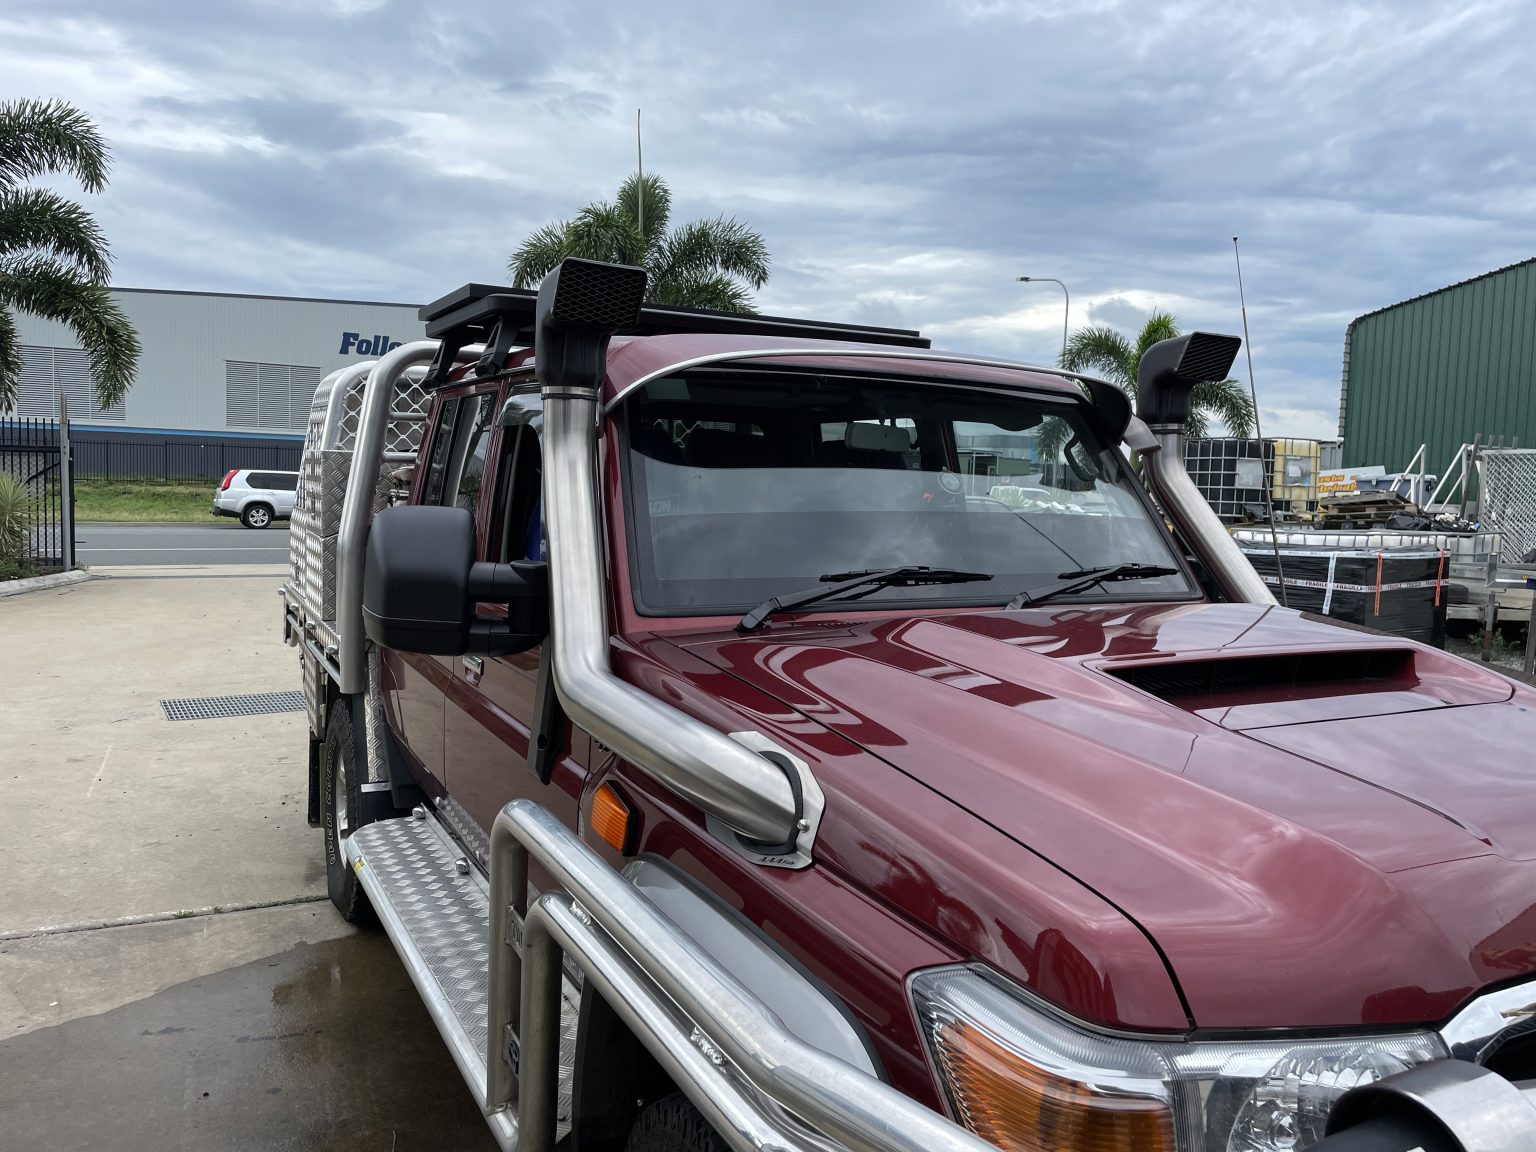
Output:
[{"xmin": 463, "ymin": 655, "xmax": 484, "ymax": 677}]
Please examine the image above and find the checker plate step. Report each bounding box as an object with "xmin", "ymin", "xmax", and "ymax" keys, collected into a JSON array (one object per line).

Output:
[{"xmin": 346, "ymin": 815, "xmax": 577, "ymax": 1135}]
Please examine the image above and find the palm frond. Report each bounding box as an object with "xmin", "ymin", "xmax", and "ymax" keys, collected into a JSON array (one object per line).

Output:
[
  {"xmin": 1132, "ymin": 311, "xmax": 1180, "ymax": 368},
  {"xmin": 1190, "ymin": 376, "xmax": 1256, "ymax": 438},
  {"xmin": 653, "ymin": 216, "xmax": 770, "ymax": 292},
  {"xmin": 0, "ymin": 470, "xmax": 32, "ymax": 565},
  {"xmin": 616, "ymin": 172, "xmax": 672, "ymax": 249},
  {"xmin": 648, "ymin": 271, "xmax": 756, "ymax": 313},
  {"xmin": 1059, "ymin": 325, "xmax": 1136, "ymax": 391},
  {"xmin": 0, "ymin": 98, "xmax": 110, "ymax": 192},
  {"xmin": 0, "ymin": 188, "xmax": 112, "ymax": 281},
  {"xmin": 0, "ymin": 306, "xmax": 19, "ymax": 414},
  {"xmin": 509, "ymin": 172, "xmax": 770, "ymax": 309},
  {"xmin": 565, "ymin": 202, "xmax": 646, "ymax": 266},
  {"xmin": 0, "ymin": 256, "xmax": 139, "ymax": 410},
  {"xmin": 1059, "ymin": 310, "xmax": 1255, "ymax": 444},
  {"xmin": 508, "ymin": 221, "xmax": 572, "ymax": 288},
  {"xmin": 1033, "ymin": 415, "xmax": 1074, "ymax": 465}
]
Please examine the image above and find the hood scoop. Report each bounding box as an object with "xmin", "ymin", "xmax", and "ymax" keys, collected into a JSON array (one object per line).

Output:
[{"xmin": 1105, "ymin": 647, "xmax": 1512, "ymax": 731}]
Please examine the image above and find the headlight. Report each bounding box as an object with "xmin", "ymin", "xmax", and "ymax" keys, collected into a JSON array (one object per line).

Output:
[{"xmin": 911, "ymin": 966, "xmax": 1446, "ymax": 1152}]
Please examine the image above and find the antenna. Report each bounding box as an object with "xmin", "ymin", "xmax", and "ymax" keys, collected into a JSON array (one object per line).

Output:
[
  {"xmin": 1233, "ymin": 236, "xmax": 1287, "ymax": 606},
  {"xmin": 636, "ymin": 108, "xmax": 644, "ymax": 240}
]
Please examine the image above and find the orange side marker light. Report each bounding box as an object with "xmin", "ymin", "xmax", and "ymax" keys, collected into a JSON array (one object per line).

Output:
[{"xmin": 591, "ymin": 782, "xmax": 637, "ymax": 855}]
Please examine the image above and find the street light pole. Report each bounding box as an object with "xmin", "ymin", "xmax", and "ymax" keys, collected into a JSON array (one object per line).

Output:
[{"xmin": 1017, "ymin": 276, "xmax": 1069, "ymax": 363}]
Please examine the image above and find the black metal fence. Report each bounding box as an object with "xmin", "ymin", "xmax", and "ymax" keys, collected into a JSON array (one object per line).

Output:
[
  {"xmin": 1, "ymin": 418, "xmax": 72, "ymax": 575},
  {"xmin": 70, "ymin": 432, "xmax": 303, "ymax": 482}
]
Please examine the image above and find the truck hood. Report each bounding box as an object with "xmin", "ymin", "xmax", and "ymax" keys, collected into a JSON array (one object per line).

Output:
[{"xmin": 678, "ymin": 602, "xmax": 1536, "ymax": 1029}]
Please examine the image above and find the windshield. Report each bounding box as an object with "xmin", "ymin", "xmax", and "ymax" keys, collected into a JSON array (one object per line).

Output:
[{"xmin": 620, "ymin": 369, "xmax": 1194, "ymax": 616}]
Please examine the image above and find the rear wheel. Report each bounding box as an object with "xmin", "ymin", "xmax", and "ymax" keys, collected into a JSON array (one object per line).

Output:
[
  {"xmin": 624, "ymin": 1093, "xmax": 728, "ymax": 1152},
  {"xmin": 242, "ymin": 502, "xmax": 273, "ymax": 528},
  {"xmin": 321, "ymin": 700, "xmax": 396, "ymax": 924}
]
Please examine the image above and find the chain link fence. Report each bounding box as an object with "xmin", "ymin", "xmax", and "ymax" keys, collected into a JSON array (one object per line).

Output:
[{"xmin": 1477, "ymin": 448, "xmax": 1536, "ymax": 561}]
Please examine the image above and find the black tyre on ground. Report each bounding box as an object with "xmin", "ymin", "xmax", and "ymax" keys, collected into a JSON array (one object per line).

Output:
[
  {"xmin": 625, "ymin": 1093, "xmax": 728, "ymax": 1152},
  {"xmin": 241, "ymin": 502, "xmax": 274, "ymax": 529},
  {"xmin": 321, "ymin": 699, "xmax": 398, "ymax": 924}
]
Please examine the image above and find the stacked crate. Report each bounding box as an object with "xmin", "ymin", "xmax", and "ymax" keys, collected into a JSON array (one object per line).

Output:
[
  {"xmin": 1184, "ymin": 439, "xmax": 1271, "ymax": 520},
  {"xmin": 1238, "ymin": 542, "xmax": 1448, "ymax": 647},
  {"xmin": 1184, "ymin": 438, "xmax": 1324, "ymax": 521}
]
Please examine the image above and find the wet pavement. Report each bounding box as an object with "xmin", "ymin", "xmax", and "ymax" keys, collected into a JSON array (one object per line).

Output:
[
  {"xmin": 0, "ymin": 928, "xmax": 496, "ymax": 1152},
  {"xmin": 0, "ymin": 569, "xmax": 497, "ymax": 1149}
]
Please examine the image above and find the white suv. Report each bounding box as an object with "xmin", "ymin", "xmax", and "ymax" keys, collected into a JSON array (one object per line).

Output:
[{"xmin": 212, "ymin": 469, "xmax": 298, "ymax": 528}]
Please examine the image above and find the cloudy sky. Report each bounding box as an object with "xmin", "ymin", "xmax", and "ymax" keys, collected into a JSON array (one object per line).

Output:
[{"xmin": 4, "ymin": 0, "xmax": 1534, "ymax": 439}]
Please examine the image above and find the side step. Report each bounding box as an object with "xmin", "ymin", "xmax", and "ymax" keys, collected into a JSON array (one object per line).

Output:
[{"xmin": 345, "ymin": 811, "xmax": 577, "ymax": 1151}]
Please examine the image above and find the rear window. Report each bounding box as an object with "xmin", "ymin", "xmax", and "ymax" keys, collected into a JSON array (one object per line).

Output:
[{"xmin": 247, "ymin": 472, "xmax": 298, "ymax": 491}]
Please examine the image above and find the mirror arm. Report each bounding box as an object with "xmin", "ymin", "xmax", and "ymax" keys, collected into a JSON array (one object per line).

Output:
[{"xmin": 468, "ymin": 560, "xmax": 548, "ymax": 602}]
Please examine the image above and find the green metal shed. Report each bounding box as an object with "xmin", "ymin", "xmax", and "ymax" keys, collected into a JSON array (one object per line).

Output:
[{"xmin": 1340, "ymin": 256, "xmax": 1536, "ymax": 472}]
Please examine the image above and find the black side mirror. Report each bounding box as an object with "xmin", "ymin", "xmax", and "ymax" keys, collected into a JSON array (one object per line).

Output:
[
  {"xmin": 362, "ymin": 505, "xmax": 548, "ymax": 657},
  {"xmin": 1083, "ymin": 377, "xmax": 1133, "ymax": 444}
]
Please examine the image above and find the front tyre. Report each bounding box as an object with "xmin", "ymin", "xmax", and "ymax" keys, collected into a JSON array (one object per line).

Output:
[
  {"xmin": 625, "ymin": 1093, "xmax": 728, "ymax": 1152},
  {"xmin": 321, "ymin": 700, "xmax": 395, "ymax": 924}
]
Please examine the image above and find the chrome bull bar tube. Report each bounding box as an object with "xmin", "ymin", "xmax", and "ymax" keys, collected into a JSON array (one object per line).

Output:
[
  {"xmin": 538, "ymin": 390, "xmax": 800, "ymax": 844},
  {"xmin": 1322, "ymin": 1058, "xmax": 1536, "ymax": 1152},
  {"xmin": 525, "ymin": 896, "xmax": 796, "ymax": 1152},
  {"xmin": 490, "ymin": 799, "xmax": 1536, "ymax": 1152},
  {"xmin": 489, "ymin": 799, "xmax": 995, "ymax": 1152},
  {"xmin": 1143, "ymin": 428, "xmax": 1276, "ymax": 605}
]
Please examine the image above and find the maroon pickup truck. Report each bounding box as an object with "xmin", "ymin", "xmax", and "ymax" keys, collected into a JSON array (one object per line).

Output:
[{"xmin": 281, "ymin": 257, "xmax": 1536, "ymax": 1152}]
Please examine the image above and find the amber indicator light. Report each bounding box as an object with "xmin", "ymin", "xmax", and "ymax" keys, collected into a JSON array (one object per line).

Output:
[
  {"xmin": 590, "ymin": 782, "xmax": 637, "ymax": 855},
  {"xmin": 936, "ymin": 1020, "xmax": 1175, "ymax": 1152}
]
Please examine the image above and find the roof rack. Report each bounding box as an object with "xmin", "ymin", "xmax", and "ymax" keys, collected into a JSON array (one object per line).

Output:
[{"xmin": 416, "ymin": 282, "xmax": 929, "ymax": 387}]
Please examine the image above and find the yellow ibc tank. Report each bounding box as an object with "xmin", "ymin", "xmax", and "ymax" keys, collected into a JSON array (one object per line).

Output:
[{"xmin": 1270, "ymin": 438, "xmax": 1321, "ymax": 512}]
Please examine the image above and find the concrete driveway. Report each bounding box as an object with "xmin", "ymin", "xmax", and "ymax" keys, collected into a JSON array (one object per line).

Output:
[{"xmin": 0, "ymin": 566, "xmax": 495, "ymax": 1151}]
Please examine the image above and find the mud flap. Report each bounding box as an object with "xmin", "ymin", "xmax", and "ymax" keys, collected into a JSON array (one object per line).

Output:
[
  {"xmin": 306, "ymin": 736, "xmax": 323, "ymax": 827},
  {"xmin": 528, "ymin": 642, "xmax": 566, "ymax": 785}
]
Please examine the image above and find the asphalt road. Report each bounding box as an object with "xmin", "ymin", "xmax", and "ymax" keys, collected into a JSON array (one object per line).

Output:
[{"xmin": 77, "ymin": 522, "xmax": 291, "ymax": 566}]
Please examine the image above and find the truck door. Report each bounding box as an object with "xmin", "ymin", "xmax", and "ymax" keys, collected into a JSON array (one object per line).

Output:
[
  {"xmin": 443, "ymin": 405, "xmax": 588, "ymax": 860},
  {"xmin": 381, "ymin": 386, "xmax": 498, "ymax": 797}
]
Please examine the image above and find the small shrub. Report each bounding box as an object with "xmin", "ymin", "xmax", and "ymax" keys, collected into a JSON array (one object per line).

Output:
[{"xmin": 0, "ymin": 473, "xmax": 34, "ymax": 568}]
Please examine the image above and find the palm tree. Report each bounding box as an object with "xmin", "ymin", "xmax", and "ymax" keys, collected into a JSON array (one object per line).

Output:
[
  {"xmin": 0, "ymin": 99, "xmax": 139, "ymax": 415},
  {"xmin": 1060, "ymin": 311, "xmax": 1255, "ymax": 439},
  {"xmin": 509, "ymin": 172, "xmax": 770, "ymax": 313}
]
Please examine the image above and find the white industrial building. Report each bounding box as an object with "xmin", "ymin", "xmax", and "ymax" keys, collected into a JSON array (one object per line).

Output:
[{"xmin": 6, "ymin": 287, "xmax": 425, "ymax": 476}]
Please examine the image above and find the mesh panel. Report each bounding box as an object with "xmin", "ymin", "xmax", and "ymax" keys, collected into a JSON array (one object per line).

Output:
[
  {"xmin": 550, "ymin": 259, "xmax": 647, "ymax": 326},
  {"xmin": 161, "ymin": 691, "xmax": 306, "ymax": 721},
  {"xmin": 1478, "ymin": 449, "xmax": 1536, "ymax": 558},
  {"xmin": 1176, "ymin": 333, "xmax": 1241, "ymax": 385}
]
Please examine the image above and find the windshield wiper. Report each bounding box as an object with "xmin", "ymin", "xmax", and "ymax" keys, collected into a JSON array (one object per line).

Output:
[
  {"xmin": 1004, "ymin": 563, "xmax": 1178, "ymax": 611},
  {"xmin": 737, "ymin": 566, "xmax": 992, "ymax": 634}
]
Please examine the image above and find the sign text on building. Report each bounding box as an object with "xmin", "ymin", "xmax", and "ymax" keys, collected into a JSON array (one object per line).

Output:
[{"xmin": 339, "ymin": 332, "xmax": 403, "ymax": 356}]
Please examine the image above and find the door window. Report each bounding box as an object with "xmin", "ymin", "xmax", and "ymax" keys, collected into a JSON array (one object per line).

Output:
[
  {"xmin": 425, "ymin": 393, "xmax": 497, "ymax": 509},
  {"xmin": 447, "ymin": 394, "xmax": 497, "ymax": 512},
  {"xmin": 496, "ymin": 424, "xmax": 544, "ymax": 562},
  {"xmin": 422, "ymin": 398, "xmax": 463, "ymax": 505}
]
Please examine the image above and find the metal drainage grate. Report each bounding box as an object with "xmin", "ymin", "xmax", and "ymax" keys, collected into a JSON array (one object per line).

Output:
[{"xmin": 160, "ymin": 691, "xmax": 306, "ymax": 722}]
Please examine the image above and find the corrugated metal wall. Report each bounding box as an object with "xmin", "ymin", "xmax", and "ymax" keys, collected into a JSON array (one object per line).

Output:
[
  {"xmin": 1341, "ymin": 258, "xmax": 1536, "ymax": 471},
  {"xmin": 8, "ymin": 287, "xmax": 425, "ymax": 436}
]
